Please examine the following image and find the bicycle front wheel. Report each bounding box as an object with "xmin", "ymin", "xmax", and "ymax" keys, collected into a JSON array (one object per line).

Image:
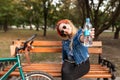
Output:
[{"xmin": 17, "ymin": 71, "xmax": 55, "ymax": 80}]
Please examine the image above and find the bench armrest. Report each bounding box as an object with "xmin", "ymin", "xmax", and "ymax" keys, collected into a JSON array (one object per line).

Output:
[{"xmin": 99, "ymin": 56, "xmax": 116, "ymax": 79}]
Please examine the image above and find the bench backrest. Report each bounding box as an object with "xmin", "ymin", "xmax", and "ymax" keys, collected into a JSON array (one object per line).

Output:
[
  {"xmin": 29, "ymin": 41, "xmax": 102, "ymax": 54},
  {"xmin": 13, "ymin": 40, "xmax": 102, "ymax": 54},
  {"xmin": 13, "ymin": 40, "xmax": 102, "ymax": 64}
]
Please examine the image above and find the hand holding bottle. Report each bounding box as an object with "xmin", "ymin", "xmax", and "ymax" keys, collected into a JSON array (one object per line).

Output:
[
  {"xmin": 90, "ymin": 28, "xmax": 95, "ymax": 39},
  {"xmin": 83, "ymin": 18, "xmax": 94, "ymax": 47}
]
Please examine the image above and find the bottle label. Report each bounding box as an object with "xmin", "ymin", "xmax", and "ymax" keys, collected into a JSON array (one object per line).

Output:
[{"xmin": 84, "ymin": 30, "xmax": 90, "ymax": 36}]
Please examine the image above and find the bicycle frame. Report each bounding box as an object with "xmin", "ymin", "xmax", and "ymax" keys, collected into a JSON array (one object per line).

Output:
[
  {"xmin": 0, "ymin": 34, "xmax": 37, "ymax": 80},
  {"xmin": 0, "ymin": 54, "xmax": 25, "ymax": 80}
]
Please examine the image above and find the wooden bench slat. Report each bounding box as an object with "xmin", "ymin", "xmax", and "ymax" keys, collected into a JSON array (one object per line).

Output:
[
  {"xmin": 90, "ymin": 41, "xmax": 102, "ymax": 47},
  {"xmin": 14, "ymin": 40, "xmax": 102, "ymax": 47},
  {"xmin": 88, "ymin": 48, "xmax": 102, "ymax": 54},
  {"xmin": 32, "ymin": 41, "xmax": 62, "ymax": 46},
  {"xmin": 11, "ymin": 69, "xmax": 109, "ymax": 74},
  {"xmin": 16, "ymin": 40, "xmax": 102, "ymax": 54},
  {"xmin": 22, "ymin": 63, "xmax": 104, "ymax": 68},
  {"xmin": 0, "ymin": 71, "xmax": 111, "ymax": 78},
  {"xmin": 5, "ymin": 64, "xmax": 108, "ymax": 69},
  {"xmin": 83, "ymin": 74, "xmax": 112, "ymax": 78},
  {"xmin": 28, "ymin": 47, "xmax": 102, "ymax": 54},
  {"xmin": 5, "ymin": 66, "xmax": 109, "ymax": 72},
  {"xmin": 4, "ymin": 67, "xmax": 109, "ymax": 73},
  {"xmin": 5, "ymin": 63, "xmax": 108, "ymax": 69},
  {"xmin": 22, "ymin": 63, "xmax": 104, "ymax": 67},
  {"xmin": 31, "ymin": 41, "xmax": 102, "ymax": 47},
  {"xmin": 49, "ymin": 73, "xmax": 112, "ymax": 78},
  {"xmin": 30, "ymin": 47, "xmax": 62, "ymax": 53},
  {"xmin": 4, "ymin": 64, "xmax": 109, "ymax": 74}
]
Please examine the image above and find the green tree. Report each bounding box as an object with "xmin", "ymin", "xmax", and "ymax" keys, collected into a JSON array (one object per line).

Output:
[
  {"xmin": 21, "ymin": 0, "xmax": 53, "ymax": 36},
  {"xmin": 12, "ymin": 0, "xmax": 27, "ymax": 28},
  {"xmin": 0, "ymin": 0, "xmax": 16, "ymax": 32},
  {"xmin": 77, "ymin": 0, "xmax": 120, "ymax": 39},
  {"xmin": 54, "ymin": 0, "xmax": 82, "ymax": 26},
  {"xmin": 17, "ymin": 0, "xmax": 42, "ymax": 30}
]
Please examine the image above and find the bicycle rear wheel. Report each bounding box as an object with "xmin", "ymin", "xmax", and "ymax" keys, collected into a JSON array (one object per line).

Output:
[{"xmin": 17, "ymin": 71, "xmax": 55, "ymax": 80}]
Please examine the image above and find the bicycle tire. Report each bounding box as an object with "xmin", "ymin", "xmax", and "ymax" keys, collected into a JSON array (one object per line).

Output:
[{"xmin": 16, "ymin": 71, "xmax": 55, "ymax": 80}]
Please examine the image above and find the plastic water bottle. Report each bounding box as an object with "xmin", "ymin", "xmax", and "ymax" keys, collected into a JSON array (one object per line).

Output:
[{"xmin": 83, "ymin": 18, "xmax": 92, "ymax": 47}]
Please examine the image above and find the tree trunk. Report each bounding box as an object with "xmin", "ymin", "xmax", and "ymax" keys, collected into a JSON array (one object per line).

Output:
[
  {"xmin": 22, "ymin": 24, "xmax": 25, "ymax": 29},
  {"xmin": 30, "ymin": 24, "xmax": 33, "ymax": 30},
  {"xmin": 114, "ymin": 27, "xmax": 120, "ymax": 39},
  {"xmin": 35, "ymin": 23, "xmax": 39, "ymax": 31},
  {"xmin": 43, "ymin": 1, "xmax": 48, "ymax": 37},
  {"xmin": 3, "ymin": 24, "xmax": 8, "ymax": 32},
  {"xmin": 43, "ymin": 11, "xmax": 47, "ymax": 36},
  {"xmin": 0, "ymin": 25, "xmax": 3, "ymax": 30},
  {"xmin": 85, "ymin": 0, "xmax": 90, "ymax": 17},
  {"xmin": 3, "ymin": 17, "xmax": 8, "ymax": 32},
  {"xmin": 29, "ymin": 17, "xmax": 33, "ymax": 30}
]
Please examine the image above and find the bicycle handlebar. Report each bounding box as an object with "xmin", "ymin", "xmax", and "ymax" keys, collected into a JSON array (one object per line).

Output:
[
  {"xmin": 17, "ymin": 34, "xmax": 37, "ymax": 51},
  {"xmin": 24, "ymin": 34, "xmax": 37, "ymax": 44}
]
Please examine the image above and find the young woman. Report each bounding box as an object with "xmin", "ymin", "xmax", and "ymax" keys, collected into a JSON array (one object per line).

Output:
[{"xmin": 56, "ymin": 19, "xmax": 94, "ymax": 80}]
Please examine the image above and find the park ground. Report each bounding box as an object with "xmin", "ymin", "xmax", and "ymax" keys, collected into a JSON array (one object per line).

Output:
[{"xmin": 0, "ymin": 29, "xmax": 120, "ymax": 79}]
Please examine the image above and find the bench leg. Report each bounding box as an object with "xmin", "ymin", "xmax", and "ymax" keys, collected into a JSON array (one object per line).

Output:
[
  {"xmin": 97, "ymin": 78, "xmax": 100, "ymax": 80},
  {"xmin": 103, "ymin": 78, "xmax": 108, "ymax": 80}
]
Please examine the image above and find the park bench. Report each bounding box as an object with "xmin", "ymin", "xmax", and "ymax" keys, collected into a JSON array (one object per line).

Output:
[{"xmin": 0, "ymin": 41, "xmax": 116, "ymax": 80}]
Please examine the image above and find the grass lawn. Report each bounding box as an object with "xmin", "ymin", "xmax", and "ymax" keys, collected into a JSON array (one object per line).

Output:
[
  {"xmin": 0, "ymin": 29, "xmax": 61, "ymax": 57},
  {"xmin": 0, "ymin": 29, "xmax": 120, "ymax": 76}
]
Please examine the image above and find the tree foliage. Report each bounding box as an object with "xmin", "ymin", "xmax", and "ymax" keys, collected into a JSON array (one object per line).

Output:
[
  {"xmin": 0, "ymin": 0, "xmax": 120, "ymax": 39},
  {"xmin": 77, "ymin": 0, "xmax": 120, "ymax": 39},
  {"xmin": 0, "ymin": 0, "xmax": 15, "ymax": 32}
]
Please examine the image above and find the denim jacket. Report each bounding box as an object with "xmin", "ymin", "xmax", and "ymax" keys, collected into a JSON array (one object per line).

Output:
[{"xmin": 62, "ymin": 29, "xmax": 89, "ymax": 64}]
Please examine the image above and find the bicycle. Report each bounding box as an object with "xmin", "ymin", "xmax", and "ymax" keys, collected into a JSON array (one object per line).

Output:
[{"xmin": 0, "ymin": 34, "xmax": 55, "ymax": 80}]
